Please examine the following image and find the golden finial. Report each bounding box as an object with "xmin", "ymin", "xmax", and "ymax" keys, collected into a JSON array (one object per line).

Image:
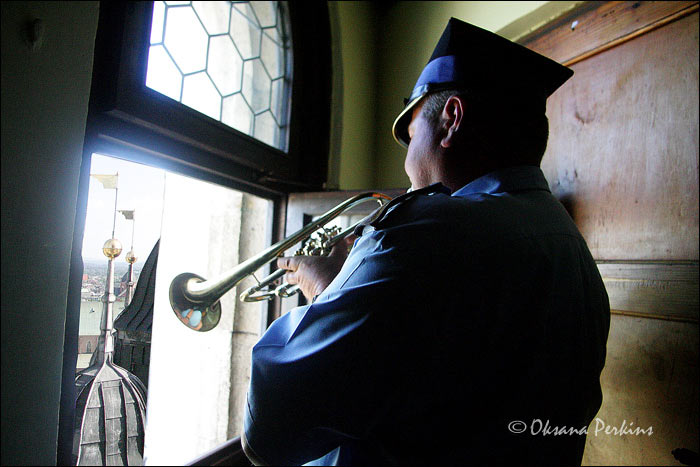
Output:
[
  {"xmin": 102, "ymin": 238, "xmax": 123, "ymax": 259},
  {"xmin": 125, "ymin": 249, "xmax": 137, "ymax": 264}
]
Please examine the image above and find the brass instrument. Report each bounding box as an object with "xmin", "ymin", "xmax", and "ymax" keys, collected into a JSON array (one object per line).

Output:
[{"xmin": 170, "ymin": 192, "xmax": 392, "ymax": 331}]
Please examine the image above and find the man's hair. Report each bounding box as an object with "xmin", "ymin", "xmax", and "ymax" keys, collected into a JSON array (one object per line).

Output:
[{"xmin": 421, "ymin": 90, "xmax": 549, "ymax": 166}]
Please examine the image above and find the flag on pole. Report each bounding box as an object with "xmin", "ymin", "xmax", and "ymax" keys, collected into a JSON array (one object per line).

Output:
[
  {"xmin": 116, "ymin": 271, "xmax": 129, "ymax": 296},
  {"xmin": 91, "ymin": 173, "xmax": 118, "ymax": 189},
  {"xmin": 118, "ymin": 209, "xmax": 135, "ymax": 220}
]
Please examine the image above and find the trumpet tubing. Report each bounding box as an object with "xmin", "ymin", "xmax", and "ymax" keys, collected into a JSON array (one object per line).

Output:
[
  {"xmin": 170, "ymin": 192, "xmax": 392, "ymax": 331},
  {"xmin": 240, "ymin": 224, "xmax": 346, "ymax": 302}
]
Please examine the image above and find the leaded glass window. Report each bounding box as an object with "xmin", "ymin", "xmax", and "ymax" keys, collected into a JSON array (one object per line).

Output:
[{"xmin": 146, "ymin": 1, "xmax": 292, "ymax": 151}]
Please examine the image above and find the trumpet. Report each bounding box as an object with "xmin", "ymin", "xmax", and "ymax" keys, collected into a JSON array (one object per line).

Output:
[{"xmin": 170, "ymin": 192, "xmax": 392, "ymax": 331}]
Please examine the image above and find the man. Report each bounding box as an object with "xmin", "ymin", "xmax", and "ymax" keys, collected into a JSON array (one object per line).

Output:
[{"xmin": 243, "ymin": 18, "xmax": 610, "ymax": 466}]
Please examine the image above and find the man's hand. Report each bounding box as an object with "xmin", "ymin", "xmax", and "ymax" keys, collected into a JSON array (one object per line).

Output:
[{"xmin": 276, "ymin": 235, "xmax": 355, "ymax": 301}]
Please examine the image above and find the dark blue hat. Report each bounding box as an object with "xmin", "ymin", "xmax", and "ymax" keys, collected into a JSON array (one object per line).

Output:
[{"xmin": 392, "ymin": 17, "xmax": 574, "ymax": 148}]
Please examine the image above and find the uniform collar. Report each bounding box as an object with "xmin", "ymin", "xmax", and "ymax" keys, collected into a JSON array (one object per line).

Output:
[{"xmin": 452, "ymin": 166, "xmax": 551, "ymax": 197}]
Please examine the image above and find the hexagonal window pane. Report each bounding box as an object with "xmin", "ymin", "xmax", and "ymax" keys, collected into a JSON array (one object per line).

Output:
[
  {"xmin": 269, "ymin": 78, "xmax": 286, "ymax": 122},
  {"xmin": 222, "ymin": 94, "xmax": 253, "ymax": 135},
  {"xmin": 230, "ymin": 9, "xmax": 262, "ymax": 60},
  {"xmin": 147, "ymin": 1, "xmax": 291, "ymax": 151},
  {"xmin": 242, "ymin": 59, "xmax": 271, "ymax": 114},
  {"xmin": 146, "ymin": 44, "xmax": 182, "ymax": 101},
  {"xmin": 151, "ymin": 1, "xmax": 166, "ymax": 44},
  {"xmin": 208, "ymin": 36, "xmax": 243, "ymax": 96},
  {"xmin": 251, "ymin": 1, "xmax": 277, "ymax": 28},
  {"xmin": 192, "ymin": 1, "xmax": 230, "ymax": 35},
  {"xmin": 263, "ymin": 25, "xmax": 281, "ymax": 45},
  {"xmin": 182, "ymin": 72, "xmax": 221, "ymax": 121},
  {"xmin": 260, "ymin": 32, "xmax": 283, "ymax": 80},
  {"xmin": 164, "ymin": 6, "xmax": 208, "ymax": 74},
  {"xmin": 254, "ymin": 111, "xmax": 278, "ymax": 148},
  {"xmin": 233, "ymin": 3, "xmax": 259, "ymax": 27}
]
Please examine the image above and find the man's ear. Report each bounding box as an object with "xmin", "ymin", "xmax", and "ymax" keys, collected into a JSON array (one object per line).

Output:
[{"xmin": 440, "ymin": 95, "xmax": 464, "ymax": 149}]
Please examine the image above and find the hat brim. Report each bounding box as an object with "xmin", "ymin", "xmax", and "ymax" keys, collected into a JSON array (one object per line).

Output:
[{"xmin": 391, "ymin": 93, "xmax": 426, "ymax": 149}]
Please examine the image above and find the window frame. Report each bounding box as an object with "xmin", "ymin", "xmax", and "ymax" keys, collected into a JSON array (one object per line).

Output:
[
  {"xmin": 58, "ymin": 1, "xmax": 330, "ymax": 463},
  {"xmin": 89, "ymin": 1, "xmax": 331, "ymax": 196}
]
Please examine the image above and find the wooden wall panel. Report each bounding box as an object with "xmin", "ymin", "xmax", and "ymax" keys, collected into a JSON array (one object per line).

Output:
[
  {"xmin": 583, "ymin": 314, "xmax": 699, "ymax": 465},
  {"xmin": 521, "ymin": 1, "xmax": 698, "ymax": 66},
  {"xmin": 541, "ymin": 12, "xmax": 699, "ymax": 260},
  {"xmin": 530, "ymin": 6, "xmax": 700, "ymax": 464},
  {"xmin": 597, "ymin": 262, "xmax": 699, "ymax": 321}
]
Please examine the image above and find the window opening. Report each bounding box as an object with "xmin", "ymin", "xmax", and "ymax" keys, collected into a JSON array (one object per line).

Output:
[
  {"xmin": 77, "ymin": 154, "xmax": 164, "ymax": 374},
  {"xmin": 146, "ymin": 1, "xmax": 292, "ymax": 151},
  {"xmin": 75, "ymin": 153, "xmax": 273, "ymax": 465}
]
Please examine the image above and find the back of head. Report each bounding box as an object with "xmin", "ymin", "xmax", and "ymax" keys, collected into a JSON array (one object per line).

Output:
[
  {"xmin": 421, "ymin": 89, "xmax": 550, "ymax": 167},
  {"xmin": 392, "ymin": 17, "xmax": 571, "ymax": 169}
]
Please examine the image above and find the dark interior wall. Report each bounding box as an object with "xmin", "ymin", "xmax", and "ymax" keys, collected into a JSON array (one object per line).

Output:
[{"xmin": 1, "ymin": 2, "xmax": 99, "ymax": 464}]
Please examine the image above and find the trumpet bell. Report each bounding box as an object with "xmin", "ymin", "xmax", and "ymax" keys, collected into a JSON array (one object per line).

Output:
[{"xmin": 170, "ymin": 272, "xmax": 222, "ymax": 332}]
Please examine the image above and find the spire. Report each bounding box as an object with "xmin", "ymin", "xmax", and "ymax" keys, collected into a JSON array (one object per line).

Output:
[
  {"xmin": 73, "ymin": 238, "xmax": 147, "ymax": 465},
  {"xmin": 74, "ymin": 175, "xmax": 147, "ymax": 465}
]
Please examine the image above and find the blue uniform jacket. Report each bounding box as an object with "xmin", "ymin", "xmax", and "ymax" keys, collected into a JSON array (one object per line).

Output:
[{"xmin": 244, "ymin": 166, "xmax": 610, "ymax": 465}]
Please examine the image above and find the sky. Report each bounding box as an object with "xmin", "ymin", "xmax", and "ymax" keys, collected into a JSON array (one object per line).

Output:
[{"xmin": 83, "ymin": 153, "xmax": 166, "ymax": 262}]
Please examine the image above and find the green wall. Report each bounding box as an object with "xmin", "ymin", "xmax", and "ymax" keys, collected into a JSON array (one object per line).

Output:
[{"xmin": 329, "ymin": 2, "xmax": 381, "ymax": 190}]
